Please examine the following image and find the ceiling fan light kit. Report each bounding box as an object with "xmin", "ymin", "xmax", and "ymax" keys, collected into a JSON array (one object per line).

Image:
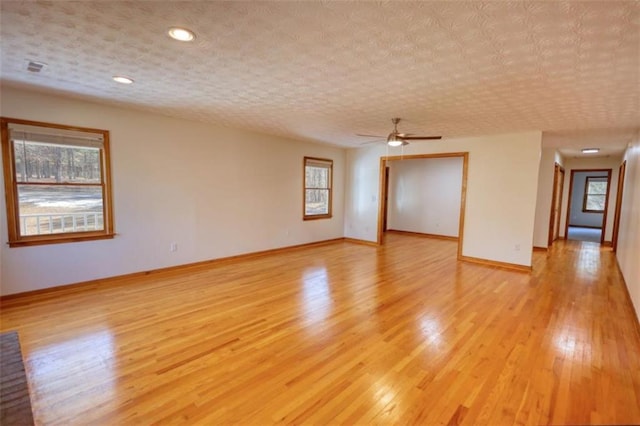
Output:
[{"xmin": 387, "ymin": 136, "xmax": 404, "ymax": 147}]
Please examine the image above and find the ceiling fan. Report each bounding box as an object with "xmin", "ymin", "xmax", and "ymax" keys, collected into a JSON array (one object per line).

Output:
[{"xmin": 357, "ymin": 118, "xmax": 441, "ymax": 146}]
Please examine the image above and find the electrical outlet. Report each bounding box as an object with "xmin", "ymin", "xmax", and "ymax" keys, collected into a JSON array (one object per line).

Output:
[
  {"xmin": 170, "ymin": 242, "xmax": 178, "ymax": 252},
  {"xmin": 515, "ymin": 244, "xmax": 521, "ymax": 251}
]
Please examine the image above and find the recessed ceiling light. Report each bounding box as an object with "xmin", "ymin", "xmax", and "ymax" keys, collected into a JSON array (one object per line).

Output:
[
  {"xmin": 113, "ymin": 75, "xmax": 134, "ymax": 84},
  {"xmin": 581, "ymin": 148, "xmax": 600, "ymax": 154},
  {"xmin": 168, "ymin": 27, "xmax": 195, "ymax": 42}
]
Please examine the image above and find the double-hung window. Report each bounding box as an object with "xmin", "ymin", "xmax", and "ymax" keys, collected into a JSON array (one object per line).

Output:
[
  {"xmin": 1, "ymin": 117, "xmax": 114, "ymax": 247},
  {"xmin": 582, "ymin": 176, "xmax": 607, "ymax": 213},
  {"xmin": 303, "ymin": 157, "xmax": 332, "ymax": 220}
]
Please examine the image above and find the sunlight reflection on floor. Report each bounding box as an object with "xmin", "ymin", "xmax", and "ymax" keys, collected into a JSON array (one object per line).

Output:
[
  {"xmin": 301, "ymin": 267, "xmax": 332, "ymax": 329},
  {"xmin": 28, "ymin": 327, "xmax": 116, "ymax": 415}
]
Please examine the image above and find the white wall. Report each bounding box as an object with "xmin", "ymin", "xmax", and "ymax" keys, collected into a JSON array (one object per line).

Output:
[
  {"xmin": 532, "ymin": 147, "xmax": 564, "ymax": 248},
  {"xmin": 344, "ymin": 131, "xmax": 542, "ymax": 267},
  {"xmin": 0, "ymin": 87, "xmax": 345, "ymax": 295},
  {"xmin": 559, "ymin": 156, "xmax": 622, "ymax": 241},
  {"xmin": 617, "ymin": 134, "xmax": 640, "ymax": 322},
  {"xmin": 387, "ymin": 157, "xmax": 463, "ymax": 237},
  {"xmin": 568, "ymin": 171, "xmax": 607, "ymax": 227}
]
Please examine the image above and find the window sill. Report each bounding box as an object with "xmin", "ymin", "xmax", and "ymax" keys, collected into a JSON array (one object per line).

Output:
[
  {"xmin": 8, "ymin": 232, "xmax": 116, "ymax": 248},
  {"xmin": 303, "ymin": 215, "xmax": 332, "ymax": 221}
]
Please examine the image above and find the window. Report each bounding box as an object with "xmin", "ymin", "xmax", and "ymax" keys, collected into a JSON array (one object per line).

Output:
[
  {"xmin": 304, "ymin": 157, "xmax": 332, "ymax": 220},
  {"xmin": 1, "ymin": 117, "xmax": 114, "ymax": 247},
  {"xmin": 583, "ymin": 176, "xmax": 607, "ymax": 213}
]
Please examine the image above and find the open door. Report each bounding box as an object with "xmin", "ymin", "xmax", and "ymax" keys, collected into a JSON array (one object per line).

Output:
[
  {"xmin": 548, "ymin": 163, "xmax": 565, "ymax": 245},
  {"xmin": 612, "ymin": 161, "xmax": 626, "ymax": 252}
]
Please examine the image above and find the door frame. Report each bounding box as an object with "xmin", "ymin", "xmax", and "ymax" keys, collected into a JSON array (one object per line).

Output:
[
  {"xmin": 548, "ymin": 162, "xmax": 565, "ymax": 246},
  {"xmin": 376, "ymin": 152, "xmax": 468, "ymax": 261},
  {"xmin": 612, "ymin": 161, "xmax": 627, "ymax": 252},
  {"xmin": 564, "ymin": 168, "xmax": 612, "ymax": 245},
  {"xmin": 382, "ymin": 166, "xmax": 390, "ymax": 232}
]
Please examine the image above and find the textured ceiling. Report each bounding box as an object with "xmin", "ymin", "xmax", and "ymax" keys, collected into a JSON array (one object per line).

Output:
[{"xmin": 0, "ymin": 1, "xmax": 638, "ymax": 153}]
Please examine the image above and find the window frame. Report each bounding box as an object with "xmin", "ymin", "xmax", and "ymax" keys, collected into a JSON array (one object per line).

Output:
[
  {"xmin": 303, "ymin": 156, "xmax": 333, "ymax": 221},
  {"xmin": 1, "ymin": 117, "xmax": 115, "ymax": 247},
  {"xmin": 582, "ymin": 175, "xmax": 607, "ymax": 213}
]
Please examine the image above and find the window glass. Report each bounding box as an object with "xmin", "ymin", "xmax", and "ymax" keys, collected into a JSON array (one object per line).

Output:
[
  {"xmin": 583, "ymin": 176, "xmax": 607, "ymax": 213},
  {"xmin": 17, "ymin": 185, "xmax": 104, "ymax": 236}
]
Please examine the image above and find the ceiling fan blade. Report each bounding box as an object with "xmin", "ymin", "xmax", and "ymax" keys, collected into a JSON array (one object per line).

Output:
[
  {"xmin": 356, "ymin": 133, "xmax": 386, "ymax": 138},
  {"xmin": 359, "ymin": 139, "xmax": 386, "ymax": 145},
  {"xmin": 400, "ymin": 135, "xmax": 442, "ymax": 141}
]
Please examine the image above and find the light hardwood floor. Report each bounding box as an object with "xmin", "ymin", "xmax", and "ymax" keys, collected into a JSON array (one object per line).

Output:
[{"xmin": 1, "ymin": 234, "xmax": 639, "ymax": 425}]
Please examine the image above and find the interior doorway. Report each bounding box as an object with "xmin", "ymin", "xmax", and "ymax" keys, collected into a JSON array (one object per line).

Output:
[
  {"xmin": 377, "ymin": 152, "xmax": 468, "ymax": 261},
  {"xmin": 564, "ymin": 168, "xmax": 612, "ymax": 244},
  {"xmin": 548, "ymin": 163, "xmax": 565, "ymax": 246}
]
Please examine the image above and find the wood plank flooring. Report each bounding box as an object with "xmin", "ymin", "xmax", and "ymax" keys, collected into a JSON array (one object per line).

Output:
[{"xmin": 1, "ymin": 234, "xmax": 639, "ymax": 425}]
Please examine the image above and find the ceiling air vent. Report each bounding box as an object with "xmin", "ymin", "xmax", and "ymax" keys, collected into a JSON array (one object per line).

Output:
[{"xmin": 26, "ymin": 61, "xmax": 47, "ymax": 73}]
